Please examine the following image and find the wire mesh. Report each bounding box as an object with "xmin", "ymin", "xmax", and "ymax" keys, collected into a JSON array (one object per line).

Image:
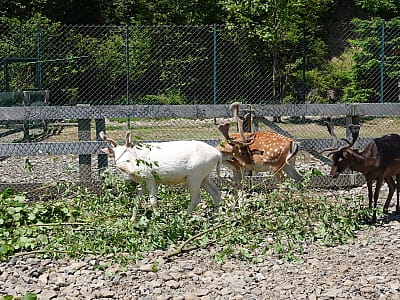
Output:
[
  {"xmin": 0, "ymin": 22, "xmax": 400, "ymax": 195},
  {"xmin": 1, "ymin": 22, "xmax": 399, "ymax": 105}
]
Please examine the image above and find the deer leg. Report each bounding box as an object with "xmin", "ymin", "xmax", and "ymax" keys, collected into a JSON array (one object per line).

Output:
[
  {"xmin": 366, "ymin": 178, "xmax": 373, "ymax": 209},
  {"xmin": 145, "ymin": 178, "xmax": 158, "ymax": 207},
  {"xmin": 273, "ymin": 168, "xmax": 285, "ymax": 183},
  {"xmin": 396, "ymin": 174, "xmax": 400, "ymax": 214},
  {"xmin": 282, "ymin": 163, "xmax": 303, "ymax": 183},
  {"xmin": 372, "ymin": 177, "xmax": 384, "ymax": 223},
  {"xmin": 187, "ymin": 178, "xmax": 202, "ymax": 213},
  {"xmin": 223, "ymin": 160, "xmax": 243, "ymax": 195},
  {"xmin": 201, "ymin": 176, "xmax": 221, "ymax": 206},
  {"xmin": 383, "ymin": 176, "xmax": 395, "ymax": 214},
  {"xmin": 230, "ymin": 166, "xmax": 245, "ymax": 198}
]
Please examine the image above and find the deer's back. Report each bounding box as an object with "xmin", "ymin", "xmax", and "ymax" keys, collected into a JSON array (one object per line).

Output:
[{"xmin": 372, "ymin": 134, "xmax": 400, "ymax": 166}]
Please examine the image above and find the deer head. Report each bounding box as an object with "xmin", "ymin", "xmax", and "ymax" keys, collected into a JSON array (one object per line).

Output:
[
  {"xmin": 99, "ymin": 131, "xmax": 132, "ymax": 154},
  {"xmin": 216, "ymin": 102, "xmax": 301, "ymax": 183},
  {"xmin": 320, "ymin": 118, "xmax": 361, "ymax": 177}
]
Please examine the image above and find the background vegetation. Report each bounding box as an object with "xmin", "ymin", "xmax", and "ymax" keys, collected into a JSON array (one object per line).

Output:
[{"xmin": 1, "ymin": 0, "xmax": 399, "ymax": 104}]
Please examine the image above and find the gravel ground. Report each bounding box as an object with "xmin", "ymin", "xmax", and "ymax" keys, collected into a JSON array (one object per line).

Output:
[
  {"xmin": 1, "ymin": 184, "xmax": 400, "ymax": 300},
  {"xmin": 1, "ymin": 125, "xmax": 398, "ymax": 300}
]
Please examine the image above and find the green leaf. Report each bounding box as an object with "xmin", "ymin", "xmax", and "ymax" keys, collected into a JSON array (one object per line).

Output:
[
  {"xmin": 6, "ymin": 207, "xmax": 15, "ymax": 215},
  {"xmin": 13, "ymin": 195, "xmax": 26, "ymax": 202},
  {"xmin": 27, "ymin": 213, "xmax": 36, "ymax": 221},
  {"xmin": 23, "ymin": 293, "xmax": 38, "ymax": 300}
]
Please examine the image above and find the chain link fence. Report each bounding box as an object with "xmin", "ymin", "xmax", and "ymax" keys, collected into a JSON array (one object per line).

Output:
[
  {"xmin": 1, "ymin": 21, "xmax": 399, "ymax": 105},
  {"xmin": 0, "ymin": 21, "xmax": 400, "ymax": 194},
  {"xmin": 0, "ymin": 24, "xmax": 273, "ymax": 106}
]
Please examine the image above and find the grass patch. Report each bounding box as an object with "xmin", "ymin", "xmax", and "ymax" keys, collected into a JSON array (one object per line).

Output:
[{"xmin": 0, "ymin": 171, "xmax": 374, "ymax": 263}]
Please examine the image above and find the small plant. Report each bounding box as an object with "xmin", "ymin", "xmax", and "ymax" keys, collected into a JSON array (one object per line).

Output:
[
  {"xmin": 1, "ymin": 293, "xmax": 37, "ymax": 300},
  {"xmin": 0, "ymin": 170, "xmax": 373, "ymax": 263}
]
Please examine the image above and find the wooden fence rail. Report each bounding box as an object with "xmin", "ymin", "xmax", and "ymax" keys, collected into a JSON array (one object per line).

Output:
[{"xmin": 1, "ymin": 103, "xmax": 399, "ymax": 189}]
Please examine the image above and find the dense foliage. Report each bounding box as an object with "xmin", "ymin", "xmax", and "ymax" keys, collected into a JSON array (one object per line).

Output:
[
  {"xmin": 0, "ymin": 171, "xmax": 374, "ymax": 263},
  {"xmin": 2, "ymin": 0, "xmax": 399, "ymax": 25},
  {"xmin": 1, "ymin": 0, "xmax": 399, "ymax": 104}
]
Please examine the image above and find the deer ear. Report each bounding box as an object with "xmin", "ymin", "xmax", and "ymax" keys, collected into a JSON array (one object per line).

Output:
[
  {"xmin": 101, "ymin": 148, "xmax": 113, "ymax": 154},
  {"xmin": 342, "ymin": 151, "xmax": 351, "ymax": 158}
]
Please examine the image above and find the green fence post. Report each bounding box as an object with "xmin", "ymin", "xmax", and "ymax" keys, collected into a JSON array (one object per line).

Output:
[
  {"xmin": 36, "ymin": 26, "xmax": 42, "ymax": 89},
  {"xmin": 302, "ymin": 21, "xmax": 306, "ymax": 103},
  {"xmin": 213, "ymin": 24, "xmax": 217, "ymax": 105},
  {"xmin": 125, "ymin": 25, "xmax": 130, "ymax": 105},
  {"xmin": 125, "ymin": 25, "xmax": 130, "ymax": 129},
  {"xmin": 380, "ymin": 20, "xmax": 385, "ymax": 103}
]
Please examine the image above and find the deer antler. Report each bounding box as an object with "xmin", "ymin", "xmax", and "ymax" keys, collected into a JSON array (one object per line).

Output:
[
  {"xmin": 217, "ymin": 122, "xmax": 255, "ymax": 146},
  {"xmin": 330, "ymin": 124, "xmax": 360, "ymax": 153},
  {"xmin": 125, "ymin": 132, "xmax": 132, "ymax": 147},
  {"xmin": 320, "ymin": 118, "xmax": 339, "ymax": 154},
  {"xmin": 243, "ymin": 112, "xmax": 253, "ymax": 133},
  {"xmin": 217, "ymin": 123, "xmax": 231, "ymax": 141},
  {"xmin": 229, "ymin": 102, "xmax": 255, "ymax": 144},
  {"xmin": 99, "ymin": 131, "xmax": 118, "ymax": 147},
  {"xmin": 320, "ymin": 118, "xmax": 361, "ymax": 155}
]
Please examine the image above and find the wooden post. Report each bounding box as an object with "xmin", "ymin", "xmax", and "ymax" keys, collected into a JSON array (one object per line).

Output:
[
  {"xmin": 346, "ymin": 104, "xmax": 360, "ymax": 186},
  {"xmin": 78, "ymin": 104, "xmax": 91, "ymax": 183},
  {"xmin": 95, "ymin": 118, "xmax": 108, "ymax": 177},
  {"xmin": 22, "ymin": 91, "xmax": 30, "ymax": 139},
  {"xmin": 346, "ymin": 104, "xmax": 360, "ymax": 139}
]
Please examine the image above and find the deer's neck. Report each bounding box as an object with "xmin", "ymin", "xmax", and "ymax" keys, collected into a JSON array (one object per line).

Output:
[{"xmin": 346, "ymin": 149, "xmax": 378, "ymax": 174}]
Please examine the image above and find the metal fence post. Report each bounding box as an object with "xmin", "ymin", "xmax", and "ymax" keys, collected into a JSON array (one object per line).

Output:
[
  {"xmin": 213, "ymin": 24, "xmax": 217, "ymax": 105},
  {"xmin": 95, "ymin": 118, "xmax": 108, "ymax": 177},
  {"xmin": 302, "ymin": 21, "xmax": 307, "ymax": 103},
  {"xmin": 78, "ymin": 104, "xmax": 91, "ymax": 183},
  {"xmin": 36, "ymin": 26, "xmax": 42, "ymax": 89},
  {"xmin": 125, "ymin": 25, "xmax": 131, "ymax": 129},
  {"xmin": 380, "ymin": 20, "xmax": 385, "ymax": 103}
]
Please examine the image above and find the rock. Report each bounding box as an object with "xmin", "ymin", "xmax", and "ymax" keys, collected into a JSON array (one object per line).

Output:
[
  {"xmin": 165, "ymin": 280, "xmax": 180, "ymax": 289},
  {"xmin": 183, "ymin": 293, "xmax": 199, "ymax": 300},
  {"xmin": 140, "ymin": 264, "xmax": 155, "ymax": 272},
  {"xmin": 99, "ymin": 288, "xmax": 115, "ymax": 298},
  {"xmin": 39, "ymin": 290, "xmax": 58, "ymax": 300},
  {"xmin": 195, "ymin": 288, "xmax": 209, "ymax": 296},
  {"xmin": 2, "ymin": 203, "xmax": 400, "ymax": 300},
  {"xmin": 38, "ymin": 273, "xmax": 49, "ymax": 286}
]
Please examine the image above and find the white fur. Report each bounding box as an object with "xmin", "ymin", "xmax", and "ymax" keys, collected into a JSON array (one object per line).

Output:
[{"xmin": 104, "ymin": 140, "xmax": 222, "ymax": 216}]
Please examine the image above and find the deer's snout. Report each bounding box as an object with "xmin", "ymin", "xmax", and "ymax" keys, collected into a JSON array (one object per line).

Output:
[{"xmin": 330, "ymin": 169, "xmax": 339, "ymax": 178}]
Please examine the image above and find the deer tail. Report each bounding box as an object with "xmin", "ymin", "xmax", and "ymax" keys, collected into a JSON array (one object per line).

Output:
[{"xmin": 285, "ymin": 141, "xmax": 299, "ymax": 165}]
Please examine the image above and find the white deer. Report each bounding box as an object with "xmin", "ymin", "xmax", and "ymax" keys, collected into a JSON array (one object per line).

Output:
[{"xmin": 100, "ymin": 132, "xmax": 222, "ymax": 219}]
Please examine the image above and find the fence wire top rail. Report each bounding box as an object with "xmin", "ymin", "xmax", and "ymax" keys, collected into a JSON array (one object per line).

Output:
[{"xmin": 1, "ymin": 103, "xmax": 399, "ymax": 121}]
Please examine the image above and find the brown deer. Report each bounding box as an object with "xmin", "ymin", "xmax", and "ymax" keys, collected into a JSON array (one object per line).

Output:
[
  {"xmin": 216, "ymin": 102, "xmax": 302, "ymax": 194},
  {"xmin": 321, "ymin": 118, "xmax": 400, "ymax": 222}
]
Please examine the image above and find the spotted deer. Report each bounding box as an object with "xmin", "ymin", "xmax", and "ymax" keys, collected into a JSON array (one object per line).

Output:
[
  {"xmin": 321, "ymin": 118, "xmax": 400, "ymax": 222},
  {"xmin": 216, "ymin": 102, "xmax": 302, "ymax": 194}
]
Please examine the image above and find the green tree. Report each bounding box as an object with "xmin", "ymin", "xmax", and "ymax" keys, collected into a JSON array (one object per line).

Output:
[
  {"xmin": 220, "ymin": 0, "xmax": 332, "ymax": 103},
  {"xmin": 0, "ymin": 0, "xmax": 225, "ymax": 25},
  {"xmin": 346, "ymin": 18, "xmax": 400, "ymax": 103},
  {"xmin": 103, "ymin": 0, "xmax": 223, "ymax": 25},
  {"xmin": 355, "ymin": 0, "xmax": 400, "ymax": 19}
]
